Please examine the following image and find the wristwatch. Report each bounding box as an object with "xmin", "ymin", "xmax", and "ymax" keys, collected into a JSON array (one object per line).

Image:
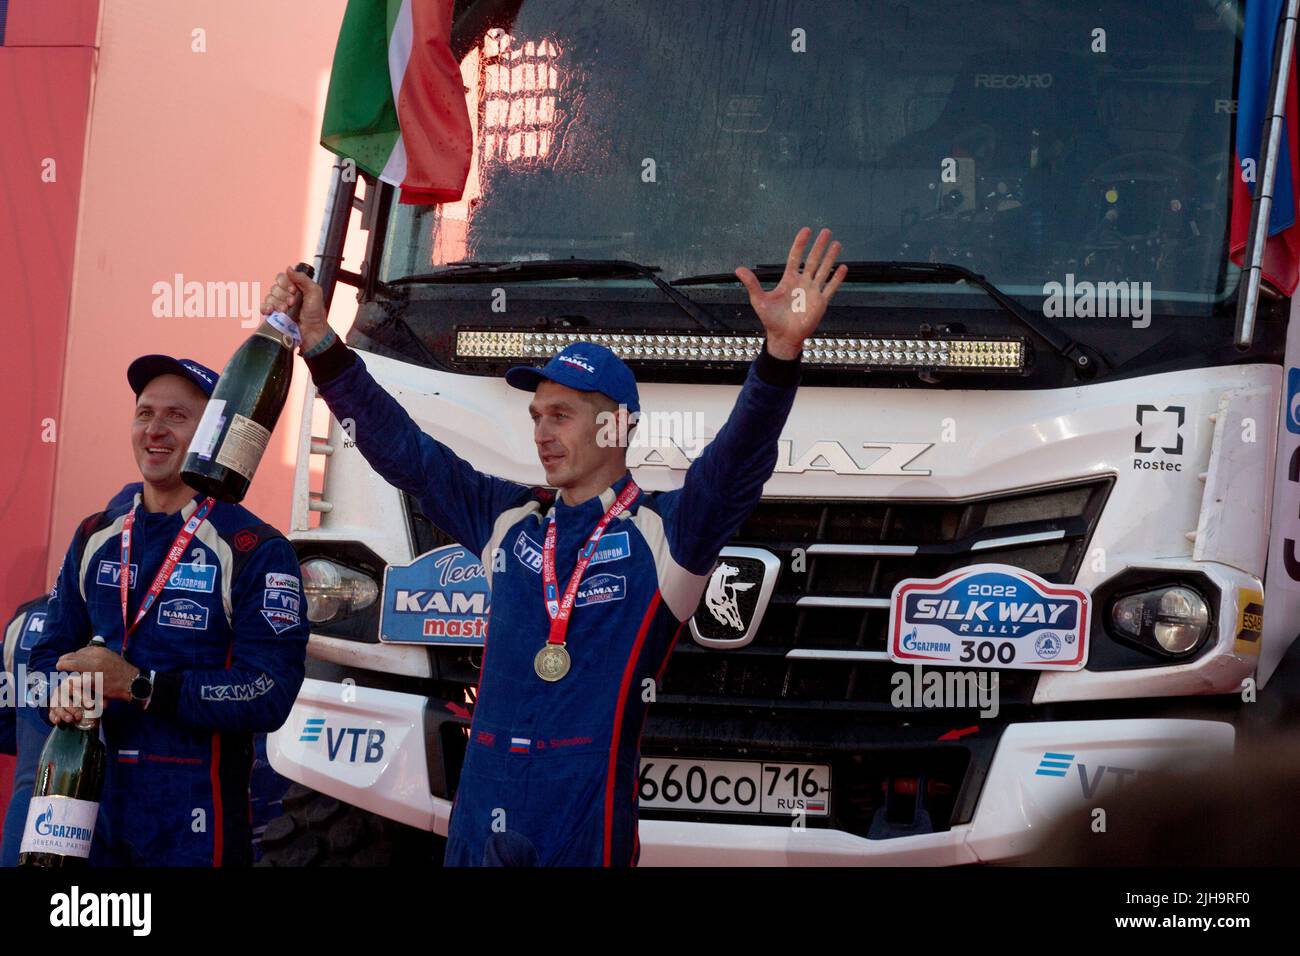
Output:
[{"xmin": 130, "ymin": 669, "xmax": 156, "ymax": 707}]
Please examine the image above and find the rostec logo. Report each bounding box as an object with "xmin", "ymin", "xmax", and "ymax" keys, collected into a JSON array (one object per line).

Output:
[
  {"xmin": 1135, "ymin": 404, "xmax": 1185, "ymax": 454},
  {"xmin": 1134, "ymin": 404, "xmax": 1185, "ymax": 473},
  {"xmin": 974, "ymin": 73, "xmax": 1052, "ymax": 89}
]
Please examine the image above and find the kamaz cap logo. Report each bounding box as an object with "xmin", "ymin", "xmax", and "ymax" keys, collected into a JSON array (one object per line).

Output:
[
  {"xmin": 557, "ymin": 355, "xmax": 596, "ymax": 374},
  {"xmin": 691, "ymin": 547, "xmax": 780, "ymax": 649},
  {"xmin": 183, "ymin": 362, "xmax": 214, "ymax": 384}
]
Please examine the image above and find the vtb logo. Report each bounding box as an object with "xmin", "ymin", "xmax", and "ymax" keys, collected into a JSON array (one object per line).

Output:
[{"xmin": 300, "ymin": 717, "xmax": 385, "ymax": 763}]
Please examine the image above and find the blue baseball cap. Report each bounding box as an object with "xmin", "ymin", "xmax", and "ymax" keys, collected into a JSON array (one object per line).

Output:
[
  {"xmin": 127, "ymin": 355, "xmax": 219, "ymax": 398},
  {"xmin": 505, "ymin": 342, "xmax": 640, "ymax": 414}
]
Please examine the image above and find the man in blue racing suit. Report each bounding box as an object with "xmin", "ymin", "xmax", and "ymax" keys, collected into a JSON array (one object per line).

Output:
[
  {"xmin": 29, "ymin": 356, "xmax": 309, "ymax": 866},
  {"xmin": 269, "ymin": 226, "xmax": 847, "ymax": 866},
  {"xmin": 0, "ymin": 482, "xmax": 139, "ymax": 866}
]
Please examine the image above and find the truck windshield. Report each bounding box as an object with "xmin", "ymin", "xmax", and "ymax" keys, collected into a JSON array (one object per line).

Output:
[{"xmin": 383, "ymin": 0, "xmax": 1242, "ymax": 311}]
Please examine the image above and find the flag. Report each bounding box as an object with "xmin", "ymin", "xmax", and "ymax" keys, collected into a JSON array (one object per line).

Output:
[
  {"xmin": 321, "ymin": 0, "xmax": 472, "ymax": 205},
  {"xmin": 1229, "ymin": 0, "xmax": 1300, "ymax": 295}
]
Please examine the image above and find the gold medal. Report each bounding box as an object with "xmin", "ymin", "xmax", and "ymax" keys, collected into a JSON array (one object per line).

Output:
[{"xmin": 534, "ymin": 643, "xmax": 571, "ymax": 682}]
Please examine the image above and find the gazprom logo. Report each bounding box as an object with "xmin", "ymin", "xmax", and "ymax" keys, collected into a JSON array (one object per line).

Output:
[{"xmin": 1287, "ymin": 368, "xmax": 1300, "ymax": 435}]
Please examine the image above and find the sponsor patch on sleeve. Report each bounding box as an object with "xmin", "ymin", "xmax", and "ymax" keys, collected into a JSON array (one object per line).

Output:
[
  {"xmin": 262, "ymin": 608, "xmax": 301, "ymax": 635},
  {"xmin": 265, "ymin": 572, "xmax": 301, "ymax": 591},
  {"xmin": 264, "ymin": 588, "xmax": 301, "ymax": 615},
  {"xmin": 19, "ymin": 612, "xmax": 48, "ymax": 650}
]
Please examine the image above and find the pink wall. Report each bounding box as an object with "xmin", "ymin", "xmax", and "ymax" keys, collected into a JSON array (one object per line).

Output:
[
  {"xmin": 47, "ymin": 0, "xmax": 357, "ymax": 585},
  {"xmin": 3, "ymin": 0, "xmax": 367, "ymax": 837},
  {"xmin": 0, "ymin": 0, "xmax": 102, "ymax": 821}
]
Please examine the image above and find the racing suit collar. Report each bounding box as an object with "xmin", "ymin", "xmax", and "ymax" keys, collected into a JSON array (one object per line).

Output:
[{"xmin": 551, "ymin": 470, "xmax": 636, "ymax": 516}]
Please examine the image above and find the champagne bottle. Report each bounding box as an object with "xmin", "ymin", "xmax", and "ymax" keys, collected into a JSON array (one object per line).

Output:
[
  {"xmin": 181, "ymin": 262, "xmax": 315, "ymax": 503},
  {"xmin": 18, "ymin": 714, "xmax": 106, "ymax": 867}
]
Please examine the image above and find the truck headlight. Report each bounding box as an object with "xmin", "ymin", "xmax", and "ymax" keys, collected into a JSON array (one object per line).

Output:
[
  {"xmin": 301, "ymin": 557, "xmax": 378, "ymax": 624},
  {"xmin": 1111, "ymin": 586, "xmax": 1210, "ymax": 655}
]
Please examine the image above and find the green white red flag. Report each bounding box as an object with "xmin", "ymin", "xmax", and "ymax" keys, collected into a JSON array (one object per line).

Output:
[{"xmin": 321, "ymin": 0, "xmax": 472, "ymax": 205}]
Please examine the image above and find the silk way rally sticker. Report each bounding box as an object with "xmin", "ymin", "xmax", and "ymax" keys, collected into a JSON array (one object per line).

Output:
[{"xmin": 888, "ymin": 564, "xmax": 1089, "ymax": 671}]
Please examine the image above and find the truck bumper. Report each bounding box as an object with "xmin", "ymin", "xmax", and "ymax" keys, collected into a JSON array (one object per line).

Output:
[{"xmin": 268, "ymin": 678, "xmax": 1234, "ymax": 865}]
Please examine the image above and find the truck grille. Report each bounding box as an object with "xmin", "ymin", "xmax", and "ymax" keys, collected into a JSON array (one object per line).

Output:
[
  {"xmin": 660, "ymin": 477, "xmax": 1111, "ymax": 709},
  {"xmin": 407, "ymin": 478, "xmax": 1110, "ymax": 709}
]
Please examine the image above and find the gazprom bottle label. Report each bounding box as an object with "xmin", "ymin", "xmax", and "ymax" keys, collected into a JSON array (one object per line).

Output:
[
  {"xmin": 264, "ymin": 310, "xmax": 302, "ymax": 347},
  {"xmin": 215, "ymin": 413, "xmax": 271, "ymax": 479},
  {"xmin": 20, "ymin": 795, "xmax": 98, "ymax": 858},
  {"xmin": 189, "ymin": 399, "xmax": 227, "ymax": 462}
]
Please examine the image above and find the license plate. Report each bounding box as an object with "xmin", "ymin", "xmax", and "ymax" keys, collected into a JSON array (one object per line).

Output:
[{"xmin": 638, "ymin": 758, "xmax": 830, "ymax": 816}]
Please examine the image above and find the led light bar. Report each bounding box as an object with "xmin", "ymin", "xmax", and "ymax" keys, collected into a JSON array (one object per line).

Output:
[{"xmin": 456, "ymin": 330, "xmax": 1025, "ymax": 371}]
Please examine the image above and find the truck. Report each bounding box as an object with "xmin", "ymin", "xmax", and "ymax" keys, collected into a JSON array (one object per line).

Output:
[{"xmin": 257, "ymin": 0, "xmax": 1300, "ymax": 865}]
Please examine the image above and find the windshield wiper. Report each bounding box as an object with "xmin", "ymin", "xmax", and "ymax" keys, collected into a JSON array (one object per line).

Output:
[
  {"xmin": 390, "ymin": 259, "xmax": 727, "ymax": 332},
  {"xmin": 675, "ymin": 260, "xmax": 1105, "ymax": 376}
]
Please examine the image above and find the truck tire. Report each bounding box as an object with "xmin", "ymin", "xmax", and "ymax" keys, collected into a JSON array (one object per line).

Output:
[{"xmin": 255, "ymin": 784, "xmax": 443, "ymax": 866}]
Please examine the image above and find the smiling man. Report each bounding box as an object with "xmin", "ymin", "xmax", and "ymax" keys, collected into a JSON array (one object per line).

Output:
[
  {"xmin": 269, "ymin": 226, "xmax": 846, "ymax": 866},
  {"xmin": 26, "ymin": 356, "xmax": 308, "ymax": 866}
]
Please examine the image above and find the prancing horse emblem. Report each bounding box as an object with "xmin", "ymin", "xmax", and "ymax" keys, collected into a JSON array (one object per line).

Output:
[
  {"xmin": 690, "ymin": 548, "xmax": 780, "ymax": 649},
  {"xmin": 705, "ymin": 563, "xmax": 755, "ymax": 631}
]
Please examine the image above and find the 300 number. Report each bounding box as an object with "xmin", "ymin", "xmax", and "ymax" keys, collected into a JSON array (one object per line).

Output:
[{"xmin": 960, "ymin": 640, "xmax": 1015, "ymax": 664}]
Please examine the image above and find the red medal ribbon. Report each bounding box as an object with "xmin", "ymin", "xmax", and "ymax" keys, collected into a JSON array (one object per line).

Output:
[
  {"xmin": 541, "ymin": 480, "xmax": 640, "ymax": 646},
  {"xmin": 120, "ymin": 496, "xmax": 216, "ymax": 652}
]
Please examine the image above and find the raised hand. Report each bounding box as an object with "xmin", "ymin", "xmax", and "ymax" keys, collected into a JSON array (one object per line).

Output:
[
  {"xmin": 735, "ymin": 227, "xmax": 847, "ymax": 360},
  {"xmin": 263, "ymin": 264, "xmax": 329, "ymax": 353}
]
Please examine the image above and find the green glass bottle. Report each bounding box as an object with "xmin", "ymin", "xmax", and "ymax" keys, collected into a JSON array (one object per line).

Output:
[
  {"xmin": 181, "ymin": 262, "xmax": 315, "ymax": 503},
  {"xmin": 18, "ymin": 713, "xmax": 107, "ymax": 867}
]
